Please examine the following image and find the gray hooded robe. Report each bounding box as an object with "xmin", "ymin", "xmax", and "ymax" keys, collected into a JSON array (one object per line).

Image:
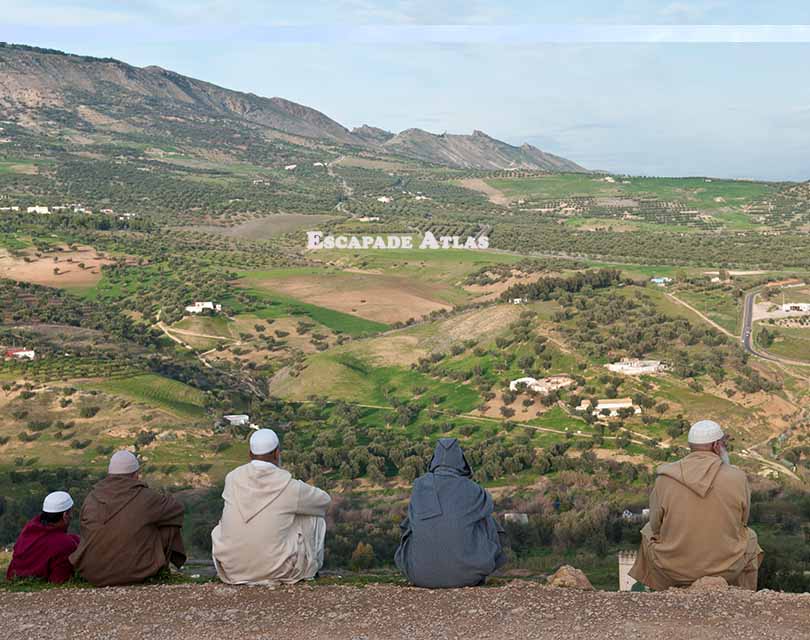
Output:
[{"xmin": 395, "ymin": 438, "xmax": 506, "ymax": 588}]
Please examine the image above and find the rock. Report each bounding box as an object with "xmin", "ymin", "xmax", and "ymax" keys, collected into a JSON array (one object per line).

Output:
[
  {"xmin": 687, "ymin": 576, "xmax": 729, "ymax": 592},
  {"xmin": 547, "ymin": 565, "xmax": 594, "ymax": 591}
]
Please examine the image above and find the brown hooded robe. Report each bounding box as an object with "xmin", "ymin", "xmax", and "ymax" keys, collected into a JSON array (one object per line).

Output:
[
  {"xmin": 629, "ymin": 451, "xmax": 763, "ymax": 590},
  {"xmin": 70, "ymin": 475, "xmax": 186, "ymax": 586}
]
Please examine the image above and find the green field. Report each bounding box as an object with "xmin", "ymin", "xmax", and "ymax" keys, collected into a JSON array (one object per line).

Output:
[
  {"xmin": 757, "ymin": 324, "xmax": 810, "ymax": 362},
  {"xmin": 675, "ymin": 288, "xmax": 741, "ymax": 334},
  {"xmin": 89, "ymin": 374, "xmax": 208, "ymax": 418},
  {"xmin": 487, "ymin": 173, "xmax": 777, "ymax": 210}
]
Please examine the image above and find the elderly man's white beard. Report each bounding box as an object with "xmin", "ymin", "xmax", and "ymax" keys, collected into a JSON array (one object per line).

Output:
[{"xmin": 718, "ymin": 445, "xmax": 731, "ymax": 465}]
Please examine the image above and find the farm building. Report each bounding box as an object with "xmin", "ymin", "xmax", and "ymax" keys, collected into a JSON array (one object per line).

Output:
[
  {"xmin": 185, "ymin": 301, "xmax": 222, "ymax": 315},
  {"xmin": 223, "ymin": 414, "xmax": 250, "ymax": 427},
  {"xmin": 509, "ymin": 375, "xmax": 575, "ymax": 395},
  {"xmin": 5, "ymin": 348, "xmax": 35, "ymax": 361},
  {"xmin": 27, "ymin": 205, "xmax": 50, "ymax": 214},
  {"xmin": 284, "ymin": 164, "xmax": 297, "ymax": 171},
  {"xmin": 621, "ymin": 508, "xmax": 650, "ymax": 523},
  {"xmin": 510, "ymin": 297, "xmax": 528, "ymax": 305},
  {"xmin": 576, "ymin": 397, "xmax": 640, "ymax": 417},
  {"xmin": 781, "ymin": 303, "xmax": 810, "ymax": 314},
  {"xmin": 606, "ymin": 358, "xmax": 666, "ymax": 375},
  {"xmin": 503, "ymin": 513, "xmax": 529, "ymax": 525},
  {"xmin": 376, "ymin": 196, "xmax": 392, "ymax": 203},
  {"xmin": 650, "ymin": 277, "xmax": 672, "ymax": 286}
]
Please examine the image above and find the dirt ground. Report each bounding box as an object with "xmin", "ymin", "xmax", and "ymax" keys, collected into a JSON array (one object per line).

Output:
[
  {"xmin": 463, "ymin": 270, "xmax": 546, "ymax": 302},
  {"xmin": 251, "ymin": 273, "xmax": 452, "ymax": 323},
  {"xmin": 0, "ymin": 245, "xmax": 112, "ymax": 288},
  {"xmin": 457, "ymin": 177, "xmax": 513, "ymax": 206},
  {"xmin": 2, "ymin": 581, "xmax": 809, "ymax": 640}
]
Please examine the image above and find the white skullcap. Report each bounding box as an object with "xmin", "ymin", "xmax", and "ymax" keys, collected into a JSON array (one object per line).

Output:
[
  {"xmin": 688, "ymin": 420, "xmax": 725, "ymax": 445},
  {"xmin": 108, "ymin": 450, "xmax": 140, "ymax": 475},
  {"xmin": 250, "ymin": 428, "xmax": 279, "ymax": 455},
  {"xmin": 43, "ymin": 491, "xmax": 74, "ymax": 514}
]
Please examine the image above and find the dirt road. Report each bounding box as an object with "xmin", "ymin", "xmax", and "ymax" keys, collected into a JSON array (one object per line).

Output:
[{"xmin": 2, "ymin": 581, "xmax": 809, "ymax": 640}]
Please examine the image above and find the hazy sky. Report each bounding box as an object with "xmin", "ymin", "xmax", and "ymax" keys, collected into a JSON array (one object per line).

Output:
[{"xmin": 4, "ymin": 1, "xmax": 810, "ymax": 180}]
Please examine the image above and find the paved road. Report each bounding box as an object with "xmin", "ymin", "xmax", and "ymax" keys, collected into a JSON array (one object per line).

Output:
[
  {"xmin": 741, "ymin": 289, "xmax": 809, "ymax": 368},
  {"xmin": 741, "ymin": 289, "xmax": 773, "ymax": 360}
]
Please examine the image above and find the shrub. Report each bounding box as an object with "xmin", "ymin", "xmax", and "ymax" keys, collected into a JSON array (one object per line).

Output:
[{"xmin": 79, "ymin": 406, "xmax": 100, "ymax": 419}]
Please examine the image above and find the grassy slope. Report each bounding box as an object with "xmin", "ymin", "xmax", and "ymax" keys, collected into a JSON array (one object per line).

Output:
[{"xmin": 87, "ymin": 374, "xmax": 208, "ymax": 418}]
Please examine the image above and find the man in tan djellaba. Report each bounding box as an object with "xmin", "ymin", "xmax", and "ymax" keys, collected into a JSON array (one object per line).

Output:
[{"xmin": 630, "ymin": 419, "xmax": 763, "ymax": 590}]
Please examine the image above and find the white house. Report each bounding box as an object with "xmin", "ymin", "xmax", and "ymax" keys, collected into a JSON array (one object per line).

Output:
[
  {"xmin": 650, "ymin": 277, "xmax": 672, "ymax": 286},
  {"xmin": 606, "ymin": 358, "xmax": 665, "ymax": 375},
  {"xmin": 510, "ymin": 377, "xmax": 540, "ymax": 392},
  {"xmin": 576, "ymin": 397, "xmax": 640, "ymax": 417},
  {"xmin": 503, "ymin": 512, "xmax": 529, "ymax": 525},
  {"xmin": 223, "ymin": 414, "xmax": 250, "ymax": 427},
  {"xmin": 510, "ymin": 297, "xmax": 528, "ymax": 305},
  {"xmin": 509, "ymin": 375, "xmax": 575, "ymax": 395},
  {"xmin": 284, "ymin": 164, "xmax": 297, "ymax": 171},
  {"xmin": 781, "ymin": 303, "xmax": 810, "ymax": 314},
  {"xmin": 27, "ymin": 206, "xmax": 50, "ymax": 214},
  {"xmin": 376, "ymin": 196, "xmax": 392, "ymax": 203},
  {"xmin": 185, "ymin": 301, "xmax": 222, "ymax": 315},
  {"xmin": 5, "ymin": 348, "xmax": 35, "ymax": 361}
]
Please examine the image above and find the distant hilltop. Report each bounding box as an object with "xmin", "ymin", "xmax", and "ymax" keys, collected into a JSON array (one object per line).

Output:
[{"xmin": 0, "ymin": 42, "xmax": 586, "ymax": 172}]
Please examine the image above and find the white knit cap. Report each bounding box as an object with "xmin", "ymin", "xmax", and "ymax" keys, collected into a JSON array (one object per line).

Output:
[
  {"xmin": 42, "ymin": 491, "xmax": 74, "ymax": 514},
  {"xmin": 250, "ymin": 428, "xmax": 279, "ymax": 455},
  {"xmin": 108, "ymin": 450, "xmax": 140, "ymax": 475},
  {"xmin": 688, "ymin": 420, "xmax": 725, "ymax": 445}
]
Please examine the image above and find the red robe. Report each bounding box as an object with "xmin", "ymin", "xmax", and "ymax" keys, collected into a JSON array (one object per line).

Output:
[{"xmin": 6, "ymin": 516, "xmax": 80, "ymax": 584}]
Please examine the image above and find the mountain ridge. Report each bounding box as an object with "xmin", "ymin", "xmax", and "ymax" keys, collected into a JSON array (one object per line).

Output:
[{"xmin": 0, "ymin": 41, "xmax": 586, "ymax": 171}]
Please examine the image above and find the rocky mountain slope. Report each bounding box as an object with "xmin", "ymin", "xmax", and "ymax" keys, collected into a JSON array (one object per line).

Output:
[
  {"xmin": 2, "ymin": 581, "xmax": 808, "ymax": 640},
  {"xmin": 383, "ymin": 128, "xmax": 583, "ymax": 171},
  {"xmin": 0, "ymin": 43, "xmax": 585, "ymax": 171}
]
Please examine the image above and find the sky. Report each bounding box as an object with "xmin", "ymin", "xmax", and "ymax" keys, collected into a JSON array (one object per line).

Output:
[{"xmin": 4, "ymin": 1, "xmax": 810, "ymax": 180}]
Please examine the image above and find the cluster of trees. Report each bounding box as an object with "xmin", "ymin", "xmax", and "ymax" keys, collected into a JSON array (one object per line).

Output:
[
  {"xmin": 500, "ymin": 269, "xmax": 622, "ymax": 302},
  {"xmin": 0, "ymin": 280, "xmax": 161, "ymax": 348},
  {"xmin": 491, "ymin": 222, "xmax": 810, "ymax": 269}
]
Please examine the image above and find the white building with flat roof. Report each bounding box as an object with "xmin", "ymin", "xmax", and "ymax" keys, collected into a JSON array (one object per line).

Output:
[
  {"xmin": 509, "ymin": 375, "xmax": 575, "ymax": 396},
  {"xmin": 606, "ymin": 358, "xmax": 666, "ymax": 375},
  {"xmin": 781, "ymin": 303, "xmax": 810, "ymax": 314},
  {"xmin": 185, "ymin": 301, "xmax": 222, "ymax": 315},
  {"xmin": 576, "ymin": 398, "xmax": 640, "ymax": 417}
]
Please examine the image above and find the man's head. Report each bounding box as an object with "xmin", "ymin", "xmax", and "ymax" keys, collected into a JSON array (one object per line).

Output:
[
  {"xmin": 40, "ymin": 491, "xmax": 73, "ymax": 529},
  {"xmin": 249, "ymin": 428, "xmax": 280, "ymax": 465},
  {"xmin": 688, "ymin": 419, "xmax": 730, "ymax": 464},
  {"xmin": 108, "ymin": 450, "xmax": 140, "ymax": 478}
]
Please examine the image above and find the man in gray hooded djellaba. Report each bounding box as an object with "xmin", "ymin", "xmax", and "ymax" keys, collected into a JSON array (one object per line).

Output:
[{"xmin": 395, "ymin": 438, "xmax": 506, "ymax": 588}]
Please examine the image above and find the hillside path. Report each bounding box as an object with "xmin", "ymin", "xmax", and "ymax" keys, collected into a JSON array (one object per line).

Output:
[
  {"xmin": 665, "ymin": 293, "xmax": 735, "ymax": 337},
  {"xmin": 2, "ymin": 581, "xmax": 809, "ymax": 640}
]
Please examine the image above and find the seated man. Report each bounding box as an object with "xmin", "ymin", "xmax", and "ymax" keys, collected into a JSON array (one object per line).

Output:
[
  {"xmin": 630, "ymin": 420, "xmax": 763, "ymax": 590},
  {"xmin": 395, "ymin": 438, "xmax": 506, "ymax": 588},
  {"xmin": 70, "ymin": 450, "xmax": 186, "ymax": 586},
  {"xmin": 6, "ymin": 491, "xmax": 80, "ymax": 584},
  {"xmin": 212, "ymin": 428, "xmax": 331, "ymax": 585}
]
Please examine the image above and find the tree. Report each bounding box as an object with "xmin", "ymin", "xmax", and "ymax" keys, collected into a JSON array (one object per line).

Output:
[{"xmin": 350, "ymin": 542, "xmax": 375, "ymax": 570}]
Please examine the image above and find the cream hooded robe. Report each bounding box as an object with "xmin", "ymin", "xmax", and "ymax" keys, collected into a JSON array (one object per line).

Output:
[
  {"xmin": 211, "ymin": 461, "xmax": 331, "ymax": 585},
  {"xmin": 629, "ymin": 451, "xmax": 762, "ymax": 589}
]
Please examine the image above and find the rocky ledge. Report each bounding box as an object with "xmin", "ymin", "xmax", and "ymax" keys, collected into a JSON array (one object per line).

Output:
[{"xmin": 3, "ymin": 580, "xmax": 810, "ymax": 640}]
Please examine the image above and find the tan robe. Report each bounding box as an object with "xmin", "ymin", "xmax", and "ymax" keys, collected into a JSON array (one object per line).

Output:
[
  {"xmin": 211, "ymin": 461, "xmax": 330, "ymax": 585},
  {"xmin": 630, "ymin": 451, "xmax": 763, "ymax": 590},
  {"xmin": 70, "ymin": 475, "xmax": 186, "ymax": 586}
]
